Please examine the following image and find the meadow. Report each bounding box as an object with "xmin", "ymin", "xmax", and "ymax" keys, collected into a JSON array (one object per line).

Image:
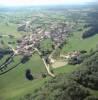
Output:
[
  {"xmin": 0, "ymin": 6, "xmax": 98, "ymax": 100},
  {"xmin": 0, "ymin": 28, "xmax": 98, "ymax": 100}
]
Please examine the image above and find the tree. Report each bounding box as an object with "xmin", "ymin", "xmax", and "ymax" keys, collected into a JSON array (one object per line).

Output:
[
  {"xmin": 0, "ymin": 40, "xmax": 4, "ymax": 45},
  {"xmin": 21, "ymin": 55, "xmax": 30, "ymax": 64},
  {"xmin": 31, "ymin": 76, "xmax": 90, "ymax": 100},
  {"xmin": 72, "ymin": 50, "xmax": 98, "ymax": 89},
  {"xmin": 25, "ymin": 69, "xmax": 34, "ymax": 80},
  {"xmin": 82, "ymin": 10, "xmax": 98, "ymax": 39},
  {"xmin": 17, "ymin": 24, "xmax": 26, "ymax": 32}
]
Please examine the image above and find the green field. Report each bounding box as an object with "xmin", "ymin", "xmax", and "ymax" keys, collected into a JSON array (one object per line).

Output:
[
  {"xmin": 0, "ymin": 6, "xmax": 98, "ymax": 100},
  {"xmin": 0, "ymin": 30, "xmax": 98, "ymax": 99},
  {"xmin": 0, "ymin": 54, "xmax": 78, "ymax": 100},
  {"xmin": 62, "ymin": 31, "xmax": 98, "ymax": 53},
  {"xmin": 0, "ymin": 20, "xmax": 98, "ymax": 99},
  {"xmin": 0, "ymin": 54, "xmax": 46, "ymax": 100}
]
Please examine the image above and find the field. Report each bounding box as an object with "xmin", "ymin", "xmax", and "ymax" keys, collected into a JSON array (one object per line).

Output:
[
  {"xmin": 0, "ymin": 29, "xmax": 98, "ymax": 100},
  {"xmin": 0, "ymin": 54, "xmax": 46, "ymax": 100},
  {"xmin": 62, "ymin": 31, "xmax": 98, "ymax": 53},
  {"xmin": 0, "ymin": 54, "xmax": 78, "ymax": 100},
  {"xmin": 0, "ymin": 6, "xmax": 98, "ymax": 100}
]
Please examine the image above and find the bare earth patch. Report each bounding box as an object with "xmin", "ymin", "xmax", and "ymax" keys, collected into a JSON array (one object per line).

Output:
[{"xmin": 52, "ymin": 60, "xmax": 68, "ymax": 68}]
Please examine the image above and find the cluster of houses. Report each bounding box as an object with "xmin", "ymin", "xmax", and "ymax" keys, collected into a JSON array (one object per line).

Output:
[
  {"xmin": 15, "ymin": 23, "xmax": 69, "ymax": 56},
  {"xmin": 0, "ymin": 23, "xmax": 70, "ymax": 76},
  {"xmin": 60, "ymin": 51, "xmax": 80, "ymax": 59}
]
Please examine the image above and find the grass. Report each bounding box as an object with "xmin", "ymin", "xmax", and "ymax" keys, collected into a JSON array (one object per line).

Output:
[
  {"xmin": 54, "ymin": 64, "xmax": 78, "ymax": 74},
  {"xmin": 0, "ymin": 18, "xmax": 49, "ymax": 100},
  {"xmin": 0, "ymin": 54, "xmax": 46, "ymax": 100},
  {"xmin": 62, "ymin": 31, "xmax": 98, "ymax": 53},
  {"xmin": 0, "ymin": 55, "xmax": 10, "ymax": 65},
  {"xmin": 0, "ymin": 12, "xmax": 98, "ymax": 100},
  {"xmin": 0, "ymin": 30, "xmax": 98, "ymax": 100},
  {"xmin": 0, "ymin": 23, "xmax": 25, "ymax": 38},
  {"xmin": 0, "ymin": 78, "xmax": 48, "ymax": 100},
  {"xmin": 0, "ymin": 52, "xmax": 78, "ymax": 100}
]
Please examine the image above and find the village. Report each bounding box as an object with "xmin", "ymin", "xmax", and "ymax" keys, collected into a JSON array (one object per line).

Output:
[
  {"xmin": 0, "ymin": 21, "xmax": 83, "ymax": 77},
  {"xmin": 13, "ymin": 22, "xmax": 69, "ymax": 55}
]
